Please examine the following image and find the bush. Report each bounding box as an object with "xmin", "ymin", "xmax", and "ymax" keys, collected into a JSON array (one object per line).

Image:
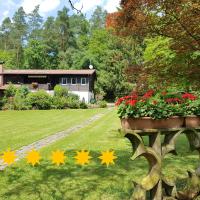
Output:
[
  {"xmin": 26, "ymin": 90, "xmax": 52, "ymax": 110},
  {"xmin": 4, "ymin": 83, "xmax": 17, "ymax": 98},
  {"xmin": 80, "ymin": 102, "xmax": 88, "ymax": 109},
  {"xmin": 97, "ymin": 100, "xmax": 107, "ymax": 108},
  {"xmin": 52, "ymin": 96, "xmax": 68, "ymax": 109},
  {"xmin": 66, "ymin": 97, "xmax": 80, "ymax": 109},
  {"xmin": 13, "ymin": 92, "xmax": 30, "ymax": 110},
  {"xmin": 17, "ymin": 86, "xmax": 30, "ymax": 97},
  {"xmin": 2, "ymin": 97, "xmax": 15, "ymax": 110},
  {"xmin": 54, "ymin": 85, "xmax": 68, "ymax": 97},
  {"xmin": 68, "ymin": 93, "xmax": 79, "ymax": 101}
]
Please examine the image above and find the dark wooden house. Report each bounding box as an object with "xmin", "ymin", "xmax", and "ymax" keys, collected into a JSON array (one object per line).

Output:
[{"xmin": 0, "ymin": 64, "xmax": 96, "ymax": 103}]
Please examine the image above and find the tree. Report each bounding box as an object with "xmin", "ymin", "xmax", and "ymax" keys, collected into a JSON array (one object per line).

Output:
[
  {"xmin": 27, "ymin": 5, "xmax": 43, "ymax": 40},
  {"xmin": 24, "ymin": 40, "xmax": 48, "ymax": 69},
  {"xmin": 0, "ymin": 50, "xmax": 15, "ymax": 68},
  {"xmin": 90, "ymin": 6, "xmax": 107, "ymax": 31},
  {"xmin": 108, "ymin": 0, "xmax": 200, "ymax": 89},
  {"xmin": 114, "ymin": 0, "xmax": 200, "ymax": 54},
  {"xmin": 0, "ymin": 17, "xmax": 13, "ymax": 50},
  {"xmin": 42, "ymin": 17, "xmax": 59, "ymax": 69},
  {"xmin": 55, "ymin": 7, "xmax": 72, "ymax": 51},
  {"xmin": 12, "ymin": 7, "xmax": 27, "ymax": 68}
]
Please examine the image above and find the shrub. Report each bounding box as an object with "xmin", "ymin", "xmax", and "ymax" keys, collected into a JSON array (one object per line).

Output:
[
  {"xmin": 66, "ymin": 96, "xmax": 80, "ymax": 109},
  {"xmin": 2, "ymin": 97, "xmax": 15, "ymax": 110},
  {"xmin": 26, "ymin": 90, "xmax": 52, "ymax": 110},
  {"xmin": 80, "ymin": 102, "xmax": 88, "ymax": 109},
  {"xmin": 13, "ymin": 88, "xmax": 30, "ymax": 110},
  {"xmin": 68, "ymin": 93, "xmax": 79, "ymax": 101},
  {"xmin": 97, "ymin": 100, "xmax": 107, "ymax": 108},
  {"xmin": 4, "ymin": 83, "xmax": 17, "ymax": 98},
  {"xmin": 52, "ymin": 96, "xmax": 68, "ymax": 109},
  {"xmin": 54, "ymin": 85, "xmax": 68, "ymax": 97},
  {"xmin": 17, "ymin": 86, "xmax": 30, "ymax": 97}
]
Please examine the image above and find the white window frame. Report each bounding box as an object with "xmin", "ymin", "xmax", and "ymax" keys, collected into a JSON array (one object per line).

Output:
[
  {"xmin": 81, "ymin": 78, "xmax": 87, "ymax": 85},
  {"xmin": 61, "ymin": 77, "xmax": 67, "ymax": 85},
  {"xmin": 71, "ymin": 77, "xmax": 77, "ymax": 85}
]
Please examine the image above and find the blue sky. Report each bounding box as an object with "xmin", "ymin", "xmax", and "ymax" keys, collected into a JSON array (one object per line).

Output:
[{"xmin": 0, "ymin": 0, "xmax": 120, "ymax": 23}]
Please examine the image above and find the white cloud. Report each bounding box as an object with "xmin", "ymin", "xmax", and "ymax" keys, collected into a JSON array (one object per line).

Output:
[
  {"xmin": 3, "ymin": 11, "xmax": 9, "ymax": 17},
  {"xmin": 74, "ymin": 0, "xmax": 102, "ymax": 13},
  {"xmin": 21, "ymin": 0, "xmax": 60, "ymax": 14},
  {"xmin": 73, "ymin": 0, "xmax": 120, "ymax": 13},
  {"xmin": 104, "ymin": 0, "xmax": 120, "ymax": 13}
]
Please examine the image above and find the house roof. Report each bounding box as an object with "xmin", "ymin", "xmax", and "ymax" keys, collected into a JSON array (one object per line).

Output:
[{"xmin": 1, "ymin": 69, "xmax": 96, "ymax": 75}]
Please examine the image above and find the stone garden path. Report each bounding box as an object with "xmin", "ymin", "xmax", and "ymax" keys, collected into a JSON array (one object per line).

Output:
[{"xmin": 0, "ymin": 108, "xmax": 112, "ymax": 170}]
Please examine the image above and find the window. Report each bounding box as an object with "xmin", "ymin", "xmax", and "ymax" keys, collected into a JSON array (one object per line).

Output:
[
  {"xmin": 71, "ymin": 78, "xmax": 77, "ymax": 85},
  {"xmin": 81, "ymin": 78, "xmax": 87, "ymax": 85},
  {"xmin": 61, "ymin": 77, "xmax": 67, "ymax": 85},
  {"xmin": 67, "ymin": 78, "xmax": 71, "ymax": 84}
]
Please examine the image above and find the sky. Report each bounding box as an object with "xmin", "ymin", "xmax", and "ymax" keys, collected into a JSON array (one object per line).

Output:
[{"xmin": 0, "ymin": 0, "xmax": 120, "ymax": 24}]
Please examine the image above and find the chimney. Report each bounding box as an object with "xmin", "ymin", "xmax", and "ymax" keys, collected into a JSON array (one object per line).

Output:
[{"xmin": 0, "ymin": 61, "xmax": 4, "ymax": 87}]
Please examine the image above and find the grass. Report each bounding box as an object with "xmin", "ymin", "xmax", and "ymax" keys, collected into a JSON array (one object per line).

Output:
[
  {"xmin": 0, "ymin": 109, "xmax": 199, "ymax": 200},
  {"xmin": 0, "ymin": 108, "xmax": 106, "ymax": 152}
]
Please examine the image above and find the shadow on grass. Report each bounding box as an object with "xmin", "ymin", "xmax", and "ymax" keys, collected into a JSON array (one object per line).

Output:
[
  {"xmin": 0, "ymin": 150, "xmax": 147, "ymax": 200},
  {"xmin": 0, "ymin": 136, "xmax": 199, "ymax": 200}
]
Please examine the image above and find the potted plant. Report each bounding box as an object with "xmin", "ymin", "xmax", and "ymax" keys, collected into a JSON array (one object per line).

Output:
[
  {"xmin": 182, "ymin": 93, "xmax": 200, "ymax": 128},
  {"xmin": 116, "ymin": 90, "xmax": 185, "ymax": 130},
  {"xmin": 32, "ymin": 82, "xmax": 38, "ymax": 89}
]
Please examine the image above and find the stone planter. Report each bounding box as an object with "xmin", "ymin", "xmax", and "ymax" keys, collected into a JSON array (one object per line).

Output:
[
  {"xmin": 121, "ymin": 116, "xmax": 184, "ymax": 130},
  {"xmin": 185, "ymin": 115, "xmax": 200, "ymax": 128}
]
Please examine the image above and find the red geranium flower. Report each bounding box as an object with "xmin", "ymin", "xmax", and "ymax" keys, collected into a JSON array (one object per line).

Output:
[
  {"xmin": 165, "ymin": 98, "xmax": 182, "ymax": 104},
  {"xmin": 126, "ymin": 99, "xmax": 137, "ymax": 106},
  {"xmin": 182, "ymin": 93, "xmax": 197, "ymax": 101},
  {"xmin": 143, "ymin": 90, "xmax": 154, "ymax": 99}
]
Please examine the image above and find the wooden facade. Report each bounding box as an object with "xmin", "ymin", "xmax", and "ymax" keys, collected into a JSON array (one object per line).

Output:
[{"xmin": 0, "ymin": 65, "xmax": 96, "ymax": 102}]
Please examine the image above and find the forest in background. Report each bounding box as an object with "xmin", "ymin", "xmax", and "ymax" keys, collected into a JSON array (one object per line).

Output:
[
  {"xmin": 0, "ymin": 0, "xmax": 200, "ymax": 100},
  {"xmin": 0, "ymin": 6, "xmax": 139, "ymax": 100}
]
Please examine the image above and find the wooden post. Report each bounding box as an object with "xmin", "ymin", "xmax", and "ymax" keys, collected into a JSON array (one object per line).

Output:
[{"xmin": 149, "ymin": 132, "xmax": 162, "ymax": 200}]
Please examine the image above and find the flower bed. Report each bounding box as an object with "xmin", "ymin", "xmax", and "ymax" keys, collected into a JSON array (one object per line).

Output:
[{"xmin": 116, "ymin": 90, "xmax": 200, "ymax": 129}]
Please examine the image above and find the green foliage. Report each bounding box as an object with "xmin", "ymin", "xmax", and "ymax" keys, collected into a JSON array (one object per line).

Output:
[
  {"xmin": 97, "ymin": 100, "xmax": 107, "ymax": 108},
  {"xmin": 52, "ymin": 96, "xmax": 69, "ymax": 109},
  {"xmin": 144, "ymin": 36, "xmax": 176, "ymax": 65},
  {"xmin": 183, "ymin": 100, "xmax": 200, "ymax": 116},
  {"xmin": 116, "ymin": 90, "xmax": 200, "ymax": 119},
  {"xmin": 24, "ymin": 40, "xmax": 48, "ymax": 68},
  {"xmin": 26, "ymin": 90, "xmax": 52, "ymax": 110},
  {"xmin": 65, "ymin": 97, "xmax": 80, "ymax": 109},
  {"xmin": 0, "ymin": 50, "xmax": 15, "ymax": 68},
  {"xmin": 4, "ymin": 83, "xmax": 17, "ymax": 98},
  {"xmin": 67, "ymin": 93, "xmax": 79, "ymax": 101},
  {"xmin": 1, "ymin": 83, "xmax": 87, "ymax": 110},
  {"xmin": 80, "ymin": 102, "xmax": 88, "ymax": 109},
  {"xmin": 90, "ymin": 6, "xmax": 107, "ymax": 30},
  {"xmin": 0, "ymin": 5, "xmax": 141, "ymax": 100},
  {"xmin": 54, "ymin": 85, "xmax": 68, "ymax": 97}
]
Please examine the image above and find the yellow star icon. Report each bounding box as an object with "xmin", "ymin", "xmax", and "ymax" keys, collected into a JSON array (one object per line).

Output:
[
  {"xmin": 26, "ymin": 149, "xmax": 41, "ymax": 166},
  {"xmin": 99, "ymin": 150, "xmax": 117, "ymax": 166},
  {"xmin": 1, "ymin": 149, "xmax": 16, "ymax": 165},
  {"xmin": 51, "ymin": 150, "xmax": 66, "ymax": 166},
  {"xmin": 74, "ymin": 150, "xmax": 92, "ymax": 166}
]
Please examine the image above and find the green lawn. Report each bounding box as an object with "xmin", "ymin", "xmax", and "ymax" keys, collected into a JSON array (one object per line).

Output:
[
  {"xmin": 0, "ymin": 109, "xmax": 199, "ymax": 200},
  {"xmin": 0, "ymin": 109, "xmax": 106, "ymax": 152}
]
